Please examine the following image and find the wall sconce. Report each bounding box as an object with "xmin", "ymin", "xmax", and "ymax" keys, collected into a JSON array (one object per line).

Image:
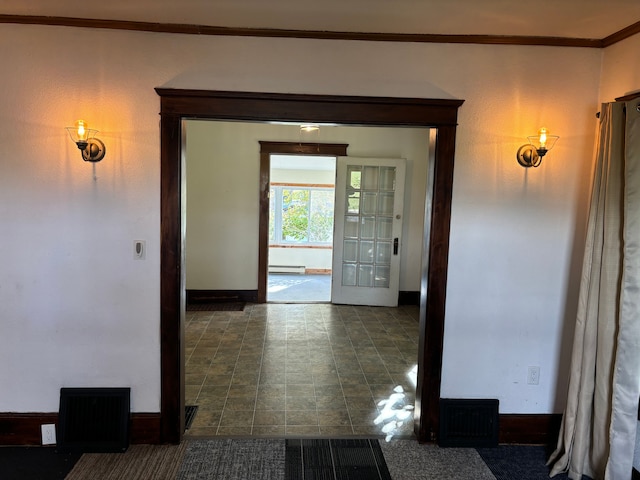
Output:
[
  {"xmin": 516, "ymin": 127, "xmax": 559, "ymax": 168},
  {"xmin": 66, "ymin": 120, "xmax": 106, "ymax": 162}
]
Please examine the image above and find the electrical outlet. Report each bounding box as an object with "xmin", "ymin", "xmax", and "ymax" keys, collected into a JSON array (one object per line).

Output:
[
  {"xmin": 527, "ymin": 366, "xmax": 540, "ymax": 385},
  {"xmin": 41, "ymin": 424, "xmax": 56, "ymax": 445}
]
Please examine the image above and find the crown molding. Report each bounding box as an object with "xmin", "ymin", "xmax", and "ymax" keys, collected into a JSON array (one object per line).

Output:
[
  {"xmin": 602, "ymin": 19, "xmax": 640, "ymax": 47},
  {"xmin": 3, "ymin": 13, "xmax": 638, "ymax": 48}
]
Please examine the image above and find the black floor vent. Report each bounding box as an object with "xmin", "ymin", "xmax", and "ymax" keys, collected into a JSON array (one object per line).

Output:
[
  {"xmin": 57, "ymin": 387, "xmax": 130, "ymax": 453},
  {"xmin": 185, "ymin": 405, "xmax": 199, "ymax": 430},
  {"xmin": 438, "ymin": 398, "xmax": 499, "ymax": 447}
]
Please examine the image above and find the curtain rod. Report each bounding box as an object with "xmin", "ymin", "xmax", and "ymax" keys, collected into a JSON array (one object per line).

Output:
[
  {"xmin": 615, "ymin": 91, "xmax": 640, "ymax": 102},
  {"xmin": 596, "ymin": 91, "xmax": 640, "ymax": 117}
]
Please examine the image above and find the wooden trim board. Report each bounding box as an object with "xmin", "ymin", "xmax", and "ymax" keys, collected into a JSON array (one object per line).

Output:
[
  {"xmin": 157, "ymin": 88, "xmax": 463, "ymax": 444},
  {"xmin": 2, "ymin": 14, "xmax": 630, "ymax": 48},
  {"xmin": 0, "ymin": 413, "xmax": 161, "ymax": 445},
  {"xmin": 0, "ymin": 411, "xmax": 561, "ymax": 446}
]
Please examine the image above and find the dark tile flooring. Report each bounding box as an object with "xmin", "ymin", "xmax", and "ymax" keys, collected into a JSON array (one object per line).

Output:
[{"xmin": 185, "ymin": 303, "xmax": 419, "ymax": 438}]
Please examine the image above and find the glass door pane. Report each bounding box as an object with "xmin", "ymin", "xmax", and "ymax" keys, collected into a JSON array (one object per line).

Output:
[
  {"xmin": 332, "ymin": 156, "xmax": 406, "ymax": 307},
  {"xmin": 340, "ymin": 165, "xmax": 396, "ymax": 288}
]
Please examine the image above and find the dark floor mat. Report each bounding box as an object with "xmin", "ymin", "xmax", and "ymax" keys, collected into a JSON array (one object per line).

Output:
[
  {"xmin": 286, "ymin": 439, "xmax": 391, "ymax": 480},
  {"xmin": 0, "ymin": 446, "xmax": 81, "ymax": 480},
  {"xmin": 186, "ymin": 302, "xmax": 245, "ymax": 312},
  {"xmin": 476, "ymin": 445, "xmax": 592, "ymax": 480}
]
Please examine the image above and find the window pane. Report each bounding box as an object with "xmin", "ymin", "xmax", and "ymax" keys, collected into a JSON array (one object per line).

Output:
[
  {"xmin": 342, "ymin": 264, "xmax": 357, "ymax": 286},
  {"xmin": 377, "ymin": 217, "xmax": 392, "ymax": 240},
  {"xmin": 378, "ymin": 193, "xmax": 394, "ymax": 215},
  {"xmin": 282, "ymin": 189, "xmax": 309, "ymax": 241},
  {"xmin": 344, "ymin": 216, "xmax": 359, "ymax": 238},
  {"xmin": 361, "ymin": 217, "xmax": 375, "ymax": 239},
  {"xmin": 362, "ymin": 192, "xmax": 377, "ymax": 215},
  {"xmin": 358, "ymin": 265, "xmax": 374, "ymax": 287},
  {"xmin": 375, "ymin": 266, "xmax": 390, "ymax": 288},
  {"xmin": 362, "ymin": 166, "xmax": 379, "ymax": 190},
  {"xmin": 376, "ymin": 241, "xmax": 392, "ymax": 264},
  {"xmin": 359, "ymin": 240, "xmax": 374, "ymax": 263},
  {"xmin": 309, "ymin": 189, "xmax": 334, "ymax": 243},
  {"xmin": 379, "ymin": 167, "xmax": 396, "ymax": 191},
  {"xmin": 348, "ymin": 167, "xmax": 362, "ymax": 189},
  {"xmin": 343, "ymin": 240, "xmax": 358, "ymax": 262},
  {"xmin": 347, "ymin": 191, "xmax": 360, "ymax": 214}
]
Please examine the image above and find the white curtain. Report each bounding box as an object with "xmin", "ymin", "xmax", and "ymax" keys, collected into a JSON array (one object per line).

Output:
[{"xmin": 549, "ymin": 99, "xmax": 640, "ymax": 480}]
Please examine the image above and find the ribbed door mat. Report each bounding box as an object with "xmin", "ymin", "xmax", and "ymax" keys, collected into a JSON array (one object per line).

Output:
[{"xmin": 285, "ymin": 439, "xmax": 392, "ymax": 480}]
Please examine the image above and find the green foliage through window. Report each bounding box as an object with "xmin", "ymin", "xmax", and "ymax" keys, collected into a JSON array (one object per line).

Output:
[{"xmin": 270, "ymin": 186, "xmax": 334, "ymax": 245}]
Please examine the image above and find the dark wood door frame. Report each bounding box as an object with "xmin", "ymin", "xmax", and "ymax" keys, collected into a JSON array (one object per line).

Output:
[
  {"xmin": 258, "ymin": 141, "xmax": 349, "ymax": 303},
  {"xmin": 156, "ymin": 88, "xmax": 464, "ymax": 444}
]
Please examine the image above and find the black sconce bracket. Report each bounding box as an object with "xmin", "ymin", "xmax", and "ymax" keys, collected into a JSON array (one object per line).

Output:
[
  {"xmin": 517, "ymin": 144, "xmax": 543, "ymax": 168},
  {"xmin": 79, "ymin": 138, "xmax": 106, "ymax": 162}
]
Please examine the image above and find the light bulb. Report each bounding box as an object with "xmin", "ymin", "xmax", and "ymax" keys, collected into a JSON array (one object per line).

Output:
[
  {"xmin": 300, "ymin": 124, "xmax": 319, "ymax": 133},
  {"xmin": 76, "ymin": 120, "xmax": 88, "ymax": 142},
  {"xmin": 538, "ymin": 127, "xmax": 548, "ymax": 149}
]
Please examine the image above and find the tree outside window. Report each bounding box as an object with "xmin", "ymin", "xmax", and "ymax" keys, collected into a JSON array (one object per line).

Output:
[{"xmin": 270, "ymin": 186, "xmax": 334, "ymax": 245}]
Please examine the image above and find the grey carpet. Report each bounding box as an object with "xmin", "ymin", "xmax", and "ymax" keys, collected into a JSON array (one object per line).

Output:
[
  {"xmin": 178, "ymin": 438, "xmax": 506, "ymax": 480},
  {"xmin": 0, "ymin": 439, "xmax": 589, "ymax": 480},
  {"xmin": 177, "ymin": 438, "xmax": 285, "ymax": 480},
  {"xmin": 379, "ymin": 439, "xmax": 497, "ymax": 480},
  {"xmin": 477, "ymin": 446, "xmax": 589, "ymax": 480}
]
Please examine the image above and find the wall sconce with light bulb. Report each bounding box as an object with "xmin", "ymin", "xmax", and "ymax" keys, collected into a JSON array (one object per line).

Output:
[
  {"xmin": 66, "ymin": 120, "xmax": 106, "ymax": 162},
  {"xmin": 516, "ymin": 127, "xmax": 559, "ymax": 168}
]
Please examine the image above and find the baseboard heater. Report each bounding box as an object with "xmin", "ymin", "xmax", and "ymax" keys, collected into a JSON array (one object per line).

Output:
[
  {"xmin": 57, "ymin": 387, "xmax": 130, "ymax": 453},
  {"xmin": 269, "ymin": 265, "xmax": 306, "ymax": 274},
  {"xmin": 438, "ymin": 398, "xmax": 499, "ymax": 447}
]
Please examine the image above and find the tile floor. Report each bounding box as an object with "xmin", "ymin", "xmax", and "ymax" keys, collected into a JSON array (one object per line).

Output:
[{"xmin": 185, "ymin": 303, "xmax": 419, "ymax": 438}]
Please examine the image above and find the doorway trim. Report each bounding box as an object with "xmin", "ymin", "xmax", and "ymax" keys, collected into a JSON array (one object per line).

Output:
[
  {"xmin": 258, "ymin": 141, "xmax": 348, "ymax": 303},
  {"xmin": 156, "ymin": 88, "xmax": 464, "ymax": 443}
]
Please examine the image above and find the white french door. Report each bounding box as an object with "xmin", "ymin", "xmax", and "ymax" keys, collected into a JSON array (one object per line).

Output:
[{"xmin": 331, "ymin": 157, "xmax": 406, "ymax": 307}]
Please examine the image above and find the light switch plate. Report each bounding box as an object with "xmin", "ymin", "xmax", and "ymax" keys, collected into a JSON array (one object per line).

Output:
[{"xmin": 134, "ymin": 240, "xmax": 146, "ymax": 260}]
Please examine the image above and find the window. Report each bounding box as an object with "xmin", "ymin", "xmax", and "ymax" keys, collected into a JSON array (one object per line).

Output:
[{"xmin": 269, "ymin": 186, "xmax": 334, "ymax": 245}]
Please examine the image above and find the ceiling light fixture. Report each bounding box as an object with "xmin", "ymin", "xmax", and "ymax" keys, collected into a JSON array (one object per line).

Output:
[
  {"xmin": 516, "ymin": 127, "xmax": 559, "ymax": 168},
  {"xmin": 300, "ymin": 124, "xmax": 320, "ymax": 133}
]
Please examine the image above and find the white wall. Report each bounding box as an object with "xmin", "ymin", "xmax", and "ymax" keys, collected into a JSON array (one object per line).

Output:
[
  {"xmin": 599, "ymin": 34, "xmax": 640, "ymax": 103},
  {"xmin": 185, "ymin": 120, "xmax": 429, "ymax": 290},
  {"xmin": 272, "ymin": 167, "xmax": 335, "ymax": 185},
  {"xmin": 0, "ymin": 22, "xmax": 602, "ymax": 414}
]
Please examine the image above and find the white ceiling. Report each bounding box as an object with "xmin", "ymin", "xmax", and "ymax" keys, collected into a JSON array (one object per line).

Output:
[{"xmin": 2, "ymin": 0, "xmax": 640, "ymax": 39}]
